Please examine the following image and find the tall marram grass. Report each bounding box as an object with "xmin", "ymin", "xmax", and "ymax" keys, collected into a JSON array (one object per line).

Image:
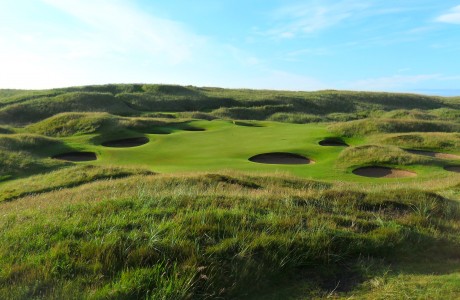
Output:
[
  {"xmin": 374, "ymin": 132, "xmax": 460, "ymax": 151},
  {"xmin": 1, "ymin": 85, "xmax": 458, "ymax": 125},
  {"xmin": 336, "ymin": 145, "xmax": 433, "ymax": 169},
  {"xmin": 329, "ymin": 118, "xmax": 460, "ymax": 137},
  {"xmin": 0, "ymin": 173, "xmax": 458, "ymax": 299}
]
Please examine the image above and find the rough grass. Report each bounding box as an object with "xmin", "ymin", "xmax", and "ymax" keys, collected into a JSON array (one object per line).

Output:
[
  {"xmin": 27, "ymin": 112, "xmax": 119, "ymax": 137},
  {"xmin": 268, "ymin": 112, "xmax": 324, "ymax": 123},
  {"xmin": 27, "ymin": 112, "xmax": 198, "ymax": 138},
  {"xmin": 329, "ymin": 118, "xmax": 460, "ymax": 137},
  {"xmin": 0, "ymin": 173, "xmax": 458, "ymax": 299},
  {"xmin": 0, "ymin": 150, "xmax": 66, "ymax": 181},
  {"xmin": 0, "ymin": 134, "xmax": 72, "ymax": 180},
  {"xmin": 0, "ymin": 126, "xmax": 13, "ymax": 134},
  {"xmin": 0, "ymin": 165, "xmax": 154, "ymax": 202},
  {"xmin": 375, "ymin": 132, "xmax": 460, "ymax": 151},
  {"xmin": 1, "ymin": 84, "xmax": 459, "ymax": 299},
  {"xmin": 0, "ymin": 92, "xmax": 136, "ymax": 125},
  {"xmin": 336, "ymin": 145, "xmax": 433, "ymax": 169},
  {"xmin": 0, "ymin": 134, "xmax": 63, "ymax": 153},
  {"xmin": 1, "ymin": 85, "xmax": 458, "ymax": 126}
]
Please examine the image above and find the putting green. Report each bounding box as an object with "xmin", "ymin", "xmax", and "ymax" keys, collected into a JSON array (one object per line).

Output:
[{"xmin": 59, "ymin": 120, "xmax": 455, "ymax": 182}]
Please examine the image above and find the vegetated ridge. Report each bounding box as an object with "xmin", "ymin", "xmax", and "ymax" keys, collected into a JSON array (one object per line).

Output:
[{"xmin": 0, "ymin": 84, "xmax": 459, "ymax": 299}]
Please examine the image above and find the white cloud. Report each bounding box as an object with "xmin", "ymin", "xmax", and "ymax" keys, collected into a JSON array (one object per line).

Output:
[
  {"xmin": 436, "ymin": 5, "xmax": 460, "ymax": 24},
  {"xmin": 41, "ymin": 0, "xmax": 206, "ymax": 64},
  {"xmin": 264, "ymin": 0, "xmax": 370, "ymax": 39},
  {"xmin": 2, "ymin": 0, "xmax": 288, "ymax": 90}
]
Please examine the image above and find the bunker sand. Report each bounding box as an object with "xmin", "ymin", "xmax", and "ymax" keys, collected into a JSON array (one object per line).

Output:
[
  {"xmin": 353, "ymin": 166, "xmax": 416, "ymax": 178},
  {"xmin": 102, "ymin": 137, "xmax": 149, "ymax": 148},
  {"xmin": 406, "ymin": 149, "xmax": 460, "ymax": 160},
  {"xmin": 444, "ymin": 166, "xmax": 460, "ymax": 173},
  {"xmin": 249, "ymin": 153, "xmax": 314, "ymax": 165},
  {"xmin": 52, "ymin": 152, "xmax": 97, "ymax": 162},
  {"xmin": 319, "ymin": 138, "xmax": 349, "ymax": 147}
]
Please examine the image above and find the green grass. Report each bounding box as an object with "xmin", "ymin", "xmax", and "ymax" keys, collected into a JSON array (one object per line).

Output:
[
  {"xmin": 26, "ymin": 119, "xmax": 452, "ymax": 183},
  {"xmin": 329, "ymin": 118, "xmax": 460, "ymax": 137},
  {"xmin": 0, "ymin": 173, "xmax": 459, "ymax": 299},
  {"xmin": 0, "ymin": 84, "xmax": 460, "ymax": 299},
  {"xmin": 0, "ymin": 165, "xmax": 153, "ymax": 202},
  {"xmin": 336, "ymin": 145, "xmax": 434, "ymax": 169},
  {"xmin": 374, "ymin": 132, "xmax": 460, "ymax": 151},
  {"xmin": 1, "ymin": 85, "xmax": 458, "ymax": 125}
]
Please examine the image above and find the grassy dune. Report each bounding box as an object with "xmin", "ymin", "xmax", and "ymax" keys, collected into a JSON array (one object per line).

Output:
[
  {"xmin": 0, "ymin": 173, "xmax": 459, "ymax": 299},
  {"xmin": 1, "ymin": 85, "xmax": 457, "ymax": 125},
  {"xmin": 0, "ymin": 85, "xmax": 459, "ymax": 299},
  {"xmin": 375, "ymin": 132, "xmax": 460, "ymax": 151},
  {"xmin": 329, "ymin": 118, "xmax": 460, "ymax": 137}
]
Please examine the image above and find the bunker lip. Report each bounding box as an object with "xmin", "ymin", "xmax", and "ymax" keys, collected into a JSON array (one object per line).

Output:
[
  {"xmin": 233, "ymin": 121, "xmax": 263, "ymax": 127},
  {"xmin": 102, "ymin": 137, "xmax": 149, "ymax": 148},
  {"xmin": 249, "ymin": 152, "xmax": 314, "ymax": 165},
  {"xmin": 319, "ymin": 138, "xmax": 349, "ymax": 147},
  {"xmin": 353, "ymin": 166, "xmax": 416, "ymax": 178},
  {"xmin": 406, "ymin": 149, "xmax": 460, "ymax": 160},
  {"xmin": 444, "ymin": 166, "xmax": 460, "ymax": 173},
  {"xmin": 52, "ymin": 152, "xmax": 97, "ymax": 162},
  {"xmin": 144, "ymin": 127, "xmax": 172, "ymax": 134},
  {"xmin": 182, "ymin": 127, "xmax": 205, "ymax": 132}
]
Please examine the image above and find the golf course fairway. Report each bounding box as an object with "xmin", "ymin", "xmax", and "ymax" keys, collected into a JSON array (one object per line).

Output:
[{"xmin": 55, "ymin": 120, "xmax": 454, "ymax": 182}]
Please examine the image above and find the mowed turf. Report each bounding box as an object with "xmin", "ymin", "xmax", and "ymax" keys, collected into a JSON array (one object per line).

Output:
[{"xmin": 56, "ymin": 120, "xmax": 456, "ymax": 182}]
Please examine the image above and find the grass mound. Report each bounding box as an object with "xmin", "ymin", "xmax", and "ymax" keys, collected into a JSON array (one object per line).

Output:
[
  {"xmin": 0, "ymin": 165, "xmax": 154, "ymax": 202},
  {"xmin": 27, "ymin": 113, "xmax": 195, "ymax": 138},
  {"xmin": 330, "ymin": 118, "xmax": 460, "ymax": 137},
  {"xmin": 406, "ymin": 149, "xmax": 460, "ymax": 160},
  {"xmin": 337, "ymin": 145, "xmax": 432, "ymax": 168},
  {"xmin": 0, "ymin": 134, "xmax": 70, "ymax": 180},
  {"xmin": 27, "ymin": 112, "xmax": 119, "ymax": 137},
  {"xmin": 377, "ymin": 132, "xmax": 460, "ymax": 151},
  {"xmin": 0, "ymin": 92, "xmax": 135, "ymax": 125},
  {"xmin": 0, "ymin": 150, "xmax": 66, "ymax": 181},
  {"xmin": 0, "ymin": 174, "xmax": 458, "ymax": 299},
  {"xmin": 0, "ymin": 134, "xmax": 63, "ymax": 154},
  {"xmin": 379, "ymin": 108, "xmax": 460, "ymax": 122},
  {"xmin": 0, "ymin": 84, "xmax": 459, "ymax": 298},
  {"xmin": 268, "ymin": 112, "xmax": 323, "ymax": 123},
  {"xmin": 1, "ymin": 85, "xmax": 458, "ymax": 127},
  {"xmin": 0, "ymin": 126, "xmax": 13, "ymax": 134}
]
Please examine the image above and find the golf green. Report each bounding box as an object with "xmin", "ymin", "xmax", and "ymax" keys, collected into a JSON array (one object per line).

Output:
[{"xmin": 57, "ymin": 120, "xmax": 454, "ymax": 182}]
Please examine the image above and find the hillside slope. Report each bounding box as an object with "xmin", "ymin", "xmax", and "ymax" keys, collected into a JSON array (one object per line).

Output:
[
  {"xmin": 0, "ymin": 85, "xmax": 459, "ymax": 299},
  {"xmin": 1, "ymin": 85, "xmax": 459, "ymax": 125}
]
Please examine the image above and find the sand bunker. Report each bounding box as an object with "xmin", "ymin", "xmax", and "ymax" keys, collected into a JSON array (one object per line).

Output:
[
  {"xmin": 182, "ymin": 127, "xmax": 205, "ymax": 132},
  {"xmin": 149, "ymin": 128, "xmax": 171, "ymax": 135},
  {"xmin": 319, "ymin": 138, "xmax": 349, "ymax": 147},
  {"xmin": 353, "ymin": 166, "xmax": 416, "ymax": 178},
  {"xmin": 102, "ymin": 137, "xmax": 149, "ymax": 148},
  {"xmin": 406, "ymin": 149, "xmax": 460, "ymax": 160},
  {"xmin": 249, "ymin": 153, "xmax": 313, "ymax": 165},
  {"xmin": 52, "ymin": 152, "xmax": 97, "ymax": 162},
  {"xmin": 444, "ymin": 166, "xmax": 460, "ymax": 173},
  {"xmin": 233, "ymin": 121, "xmax": 263, "ymax": 127}
]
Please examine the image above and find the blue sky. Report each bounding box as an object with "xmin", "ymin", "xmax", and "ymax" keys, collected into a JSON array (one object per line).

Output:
[{"xmin": 1, "ymin": 0, "xmax": 460, "ymax": 94}]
